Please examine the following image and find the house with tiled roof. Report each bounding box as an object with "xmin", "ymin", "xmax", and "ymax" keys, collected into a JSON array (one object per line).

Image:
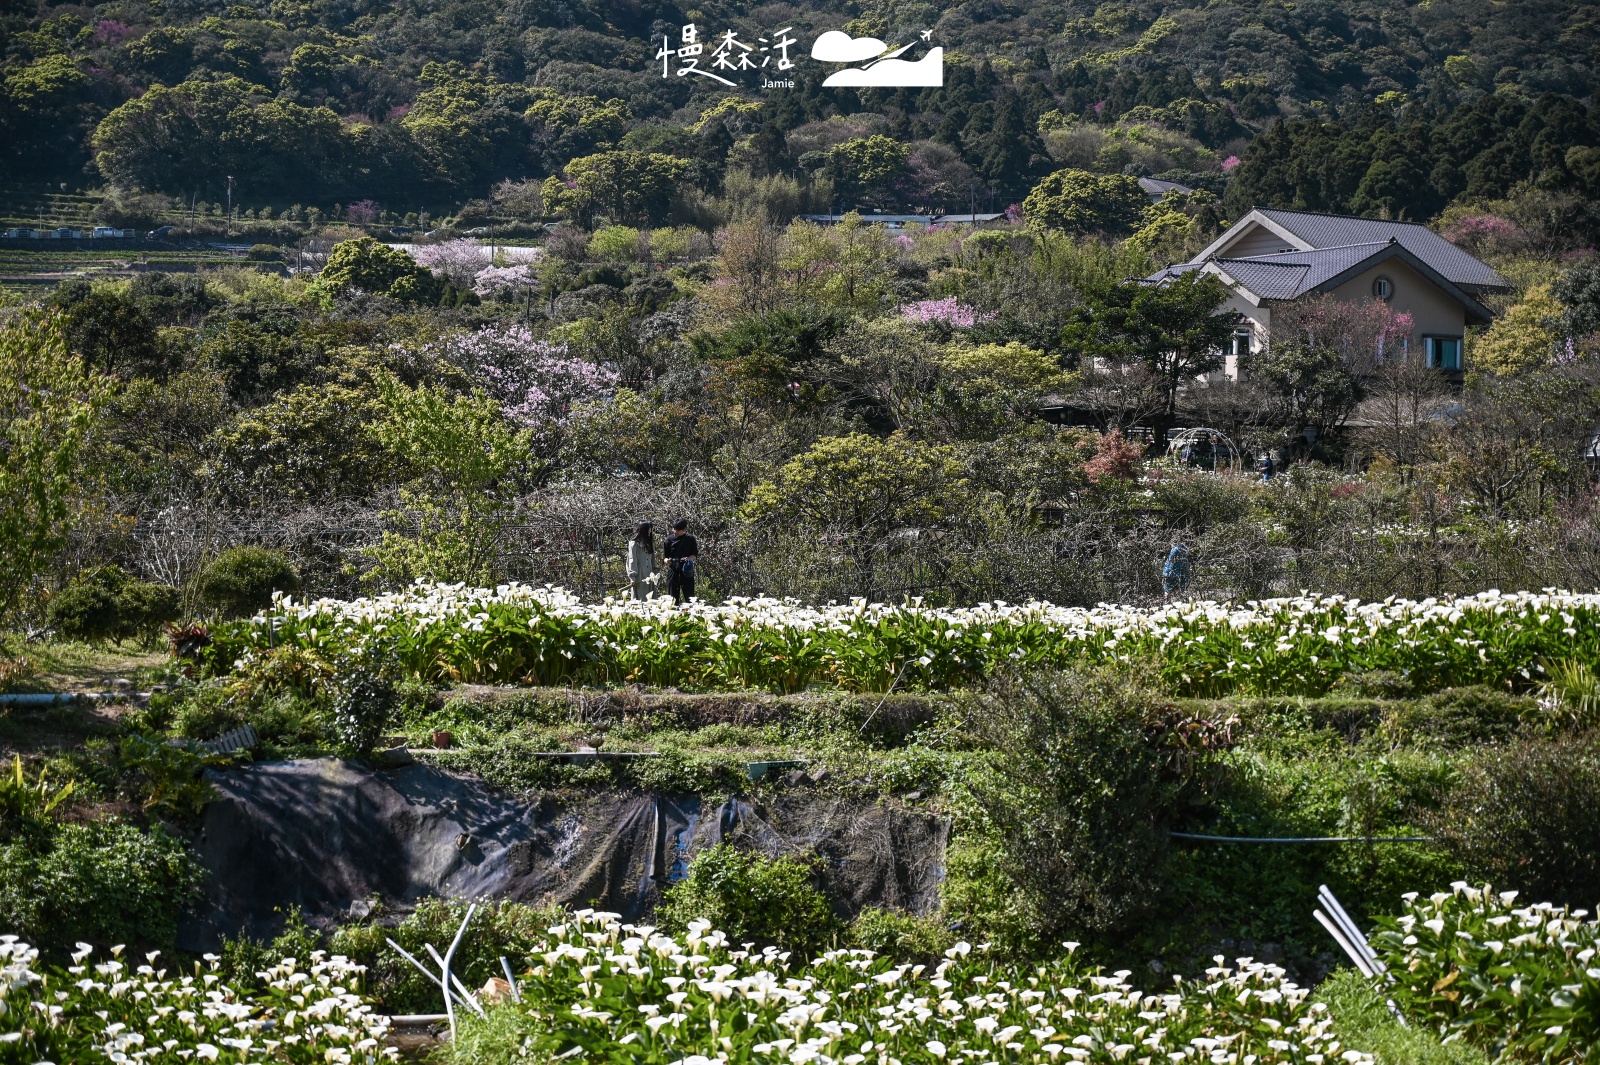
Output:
[{"xmin": 1148, "ymin": 208, "xmax": 1513, "ymax": 380}]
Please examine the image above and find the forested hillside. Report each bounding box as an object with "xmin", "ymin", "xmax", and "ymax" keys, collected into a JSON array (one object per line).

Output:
[{"xmin": 4, "ymin": 0, "xmax": 1600, "ymax": 225}]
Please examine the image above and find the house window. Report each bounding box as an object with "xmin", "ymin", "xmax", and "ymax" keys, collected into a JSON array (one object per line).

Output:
[
  {"xmin": 1424, "ymin": 335, "xmax": 1462, "ymax": 370},
  {"xmin": 1230, "ymin": 328, "xmax": 1252, "ymax": 358},
  {"xmin": 1372, "ymin": 276, "xmax": 1394, "ymax": 301}
]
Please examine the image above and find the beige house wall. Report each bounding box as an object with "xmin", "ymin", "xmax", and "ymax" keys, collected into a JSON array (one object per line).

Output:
[
  {"xmin": 1217, "ymin": 224, "xmax": 1301, "ymax": 258},
  {"xmin": 1325, "ymin": 258, "xmax": 1468, "ymax": 344},
  {"xmin": 1199, "ymin": 257, "xmax": 1470, "ymax": 384}
]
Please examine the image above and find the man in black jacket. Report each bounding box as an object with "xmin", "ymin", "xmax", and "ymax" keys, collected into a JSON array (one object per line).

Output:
[{"xmin": 663, "ymin": 518, "xmax": 699, "ymax": 604}]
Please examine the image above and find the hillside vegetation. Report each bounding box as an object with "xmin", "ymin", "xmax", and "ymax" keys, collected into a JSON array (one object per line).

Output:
[{"xmin": 3, "ymin": 0, "xmax": 1599, "ymax": 231}]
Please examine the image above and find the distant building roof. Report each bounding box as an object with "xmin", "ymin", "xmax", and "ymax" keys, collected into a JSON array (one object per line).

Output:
[
  {"xmin": 1138, "ymin": 177, "xmax": 1193, "ymax": 199},
  {"xmin": 797, "ymin": 212, "xmax": 1005, "ymax": 226}
]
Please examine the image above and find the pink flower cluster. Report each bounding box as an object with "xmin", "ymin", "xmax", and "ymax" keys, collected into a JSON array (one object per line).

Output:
[
  {"xmin": 1441, "ymin": 214, "xmax": 1524, "ymax": 252},
  {"xmin": 474, "ymin": 265, "xmax": 536, "ymax": 296},
  {"xmin": 435, "ymin": 325, "xmax": 619, "ymax": 429},
  {"xmin": 414, "ymin": 239, "xmax": 487, "ymax": 286},
  {"xmin": 898, "ymin": 297, "xmax": 984, "ymax": 329}
]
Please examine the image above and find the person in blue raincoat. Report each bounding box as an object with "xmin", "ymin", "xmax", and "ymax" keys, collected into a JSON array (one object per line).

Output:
[{"xmin": 1163, "ymin": 542, "xmax": 1191, "ymax": 600}]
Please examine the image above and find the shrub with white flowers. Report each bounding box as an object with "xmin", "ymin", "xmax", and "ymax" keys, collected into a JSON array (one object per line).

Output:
[
  {"xmin": 1370, "ymin": 883, "xmax": 1600, "ymax": 1064},
  {"xmin": 0, "ymin": 936, "xmax": 395, "ymax": 1064},
  {"xmin": 449, "ymin": 909, "xmax": 1370, "ymax": 1065}
]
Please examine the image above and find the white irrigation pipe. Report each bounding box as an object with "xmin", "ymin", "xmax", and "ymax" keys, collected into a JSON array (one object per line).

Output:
[
  {"xmin": 385, "ymin": 939, "xmax": 462, "ymax": 1015},
  {"xmin": 426, "ymin": 942, "xmax": 488, "ymax": 1018},
  {"xmin": 500, "ymin": 956, "xmax": 522, "ymax": 1003},
  {"xmin": 385, "ymin": 902, "xmax": 483, "ymax": 1040},
  {"xmin": 1313, "ymin": 885, "xmax": 1406, "ymax": 1028}
]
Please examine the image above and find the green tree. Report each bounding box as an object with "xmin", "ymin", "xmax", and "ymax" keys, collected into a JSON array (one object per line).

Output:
[
  {"xmin": 0, "ymin": 311, "xmax": 113, "ymax": 618},
  {"xmin": 740, "ymin": 434, "xmax": 967, "ymax": 588},
  {"xmin": 401, "ymin": 62, "xmax": 532, "ymax": 187},
  {"xmin": 93, "ymin": 77, "xmax": 352, "ymax": 196},
  {"xmin": 314, "ymin": 238, "xmax": 440, "ymax": 303},
  {"xmin": 364, "ymin": 378, "xmax": 533, "ymax": 587},
  {"xmin": 205, "ymin": 380, "xmax": 398, "ymax": 504},
  {"xmin": 50, "ymin": 287, "xmax": 169, "ymax": 380},
  {"xmin": 1023, "ymin": 169, "xmax": 1148, "ymax": 235},
  {"xmin": 925, "ymin": 341, "xmax": 1077, "ymax": 440},
  {"xmin": 541, "ymin": 151, "xmax": 690, "ymax": 225},
  {"xmin": 1063, "ymin": 272, "xmax": 1235, "ymax": 427},
  {"xmin": 825, "ymin": 135, "xmax": 910, "ymax": 206},
  {"xmin": 1126, "ymin": 190, "xmax": 1224, "ymax": 264},
  {"xmin": 1471, "ymin": 284, "xmax": 1563, "ymax": 374},
  {"xmin": 1554, "ymin": 258, "xmax": 1600, "ymax": 341}
]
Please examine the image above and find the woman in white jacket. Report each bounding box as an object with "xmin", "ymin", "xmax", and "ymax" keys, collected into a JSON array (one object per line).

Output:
[{"xmin": 626, "ymin": 521, "xmax": 656, "ymax": 600}]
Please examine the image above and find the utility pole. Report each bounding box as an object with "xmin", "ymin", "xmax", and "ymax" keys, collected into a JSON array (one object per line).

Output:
[{"xmin": 227, "ymin": 175, "xmax": 235, "ymax": 226}]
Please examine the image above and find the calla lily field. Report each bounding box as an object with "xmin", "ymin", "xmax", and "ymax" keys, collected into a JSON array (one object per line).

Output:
[{"xmin": 205, "ymin": 583, "xmax": 1600, "ymax": 696}]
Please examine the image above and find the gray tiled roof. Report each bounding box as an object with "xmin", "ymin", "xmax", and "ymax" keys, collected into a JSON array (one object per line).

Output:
[
  {"xmin": 1253, "ymin": 208, "xmax": 1510, "ymax": 292},
  {"xmin": 1219, "ymin": 242, "xmax": 1393, "ymax": 297},
  {"xmin": 1212, "ymin": 259, "xmax": 1312, "ymax": 300}
]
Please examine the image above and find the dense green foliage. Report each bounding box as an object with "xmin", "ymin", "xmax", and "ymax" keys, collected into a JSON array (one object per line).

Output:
[
  {"xmin": 0, "ymin": 818, "xmax": 200, "ymax": 952},
  {"xmin": 657, "ymin": 844, "xmax": 840, "ymax": 956},
  {"xmin": 193, "ymin": 546, "xmax": 301, "ymax": 619},
  {"xmin": 0, "ymin": 310, "xmax": 112, "ymax": 617},
  {"xmin": 45, "ymin": 565, "xmax": 179, "ymax": 644},
  {"xmin": 5, "ymin": 0, "xmax": 1599, "ymax": 233}
]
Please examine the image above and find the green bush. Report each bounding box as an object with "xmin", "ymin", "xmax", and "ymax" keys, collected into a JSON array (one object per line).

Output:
[
  {"xmin": 1425, "ymin": 734, "xmax": 1600, "ymax": 907},
  {"xmin": 1385, "ymin": 686, "xmax": 1533, "ymax": 745},
  {"xmin": 1316, "ymin": 968, "xmax": 1489, "ymax": 1065},
  {"xmin": 46, "ymin": 566, "xmax": 180, "ymax": 645},
  {"xmin": 328, "ymin": 643, "xmax": 399, "ymax": 757},
  {"xmin": 166, "ymin": 680, "xmax": 248, "ymax": 740},
  {"xmin": 113, "ymin": 732, "xmax": 218, "ymax": 818},
  {"xmin": 656, "ymin": 844, "xmax": 840, "ymax": 956},
  {"xmin": 1331, "ymin": 670, "xmax": 1415, "ymax": 699},
  {"xmin": 194, "ymin": 547, "xmax": 300, "ymax": 618},
  {"xmin": 330, "ymin": 898, "xmax": 559, "ymax": 1013},
  {"xmin": 0, "ymin": 819, "xmax": 201, "ymax": 953},
  {"xmin": 848, "ymin": 906, "xmax": 952, "ymax": 962},
  {"xmin": 630, "ymin": 747, "xmax": 746, "ymax": 793},
  {"xmin": 219, "ymin": 907, "xmax": 327, "ymax": 989},
  {"xmin": 959, "ymin": 669, "xmax": 1172, "ymax": 946}
]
